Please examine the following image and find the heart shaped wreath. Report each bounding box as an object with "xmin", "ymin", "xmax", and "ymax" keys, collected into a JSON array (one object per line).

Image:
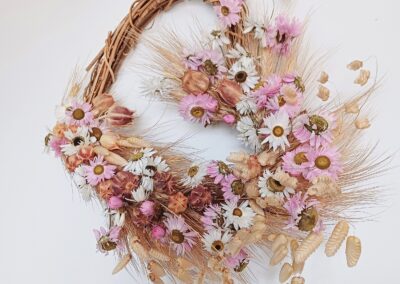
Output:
[{"xmin": 46, "ymin": 0, "xmax": 385, "ymax": 283}]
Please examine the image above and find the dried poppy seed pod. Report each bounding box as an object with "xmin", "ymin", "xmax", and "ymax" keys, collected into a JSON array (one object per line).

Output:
[
  {"xmin": 216, "ymin": 79, "xmax": 243, "ymax": 107},
  {"xmin": 182, "ymin": 70, "xmax": 210, "ymax": 94},
  {"xmin": 106, "ymin": 105, "xmax": 134, "ymax": 126},
  {"xmin": 347, "ymin": 60, "xmax": 363, "ymax": 71},
  {"xmin": 92, "ymin": 93, "xmax": 115, "ymax": 115}
]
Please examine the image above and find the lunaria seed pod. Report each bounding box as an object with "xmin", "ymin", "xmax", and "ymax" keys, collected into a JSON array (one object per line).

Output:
[
  {"xmin": 291, "ymin": 276, "xmax": 305, "ymax": 284},
  {"xmin": 325, "ymin": 220, "xmax": 350, "ymax": 257},
  {"xmin": 182, "ymin": 70, "xmax": 210, "ymax": 94},
  {"xmin": 346, "ymin": 236, "xmax": 362, "ymax": 267},
  {"xmin": 294, "ymin": 232, "xmax": 324, "ymax": 264},
  {"xmin": 216, "ymin": 79, "xmax": 243, "ymax": 107},
  {"xmin": 279, "ymin": 263, "xmax": 293, "ymax": 283}
]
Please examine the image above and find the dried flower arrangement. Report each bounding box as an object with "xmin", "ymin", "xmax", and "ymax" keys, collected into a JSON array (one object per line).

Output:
[{"xmin": 45, "ymin": 0, "xmax": 388, "ymax": 283}]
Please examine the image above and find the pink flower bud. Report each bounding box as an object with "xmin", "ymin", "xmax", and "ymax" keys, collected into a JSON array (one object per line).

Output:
[
  {"xmin": 106, "ymin": 105, "xmax": 134, "ymax": 127},
  {"xmin": 182, "ymin": 70, "xmax": 210, "ymax": 94},
  {"xmin": 151, "ymin": 225, "xmax": 166, "ymax": 240},
  {"xmin": 108, "ymin": 196, "xmax": 123, "ymax": 209},
  {"xmin": 140, "ymin": 200, "xmax": 155, "ymax": 217},
  {"xmin": 223, "ymin": 114, "xmax": 236, "ymax": 124}
]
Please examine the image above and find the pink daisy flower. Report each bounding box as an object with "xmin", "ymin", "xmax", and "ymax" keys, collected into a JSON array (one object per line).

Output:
[
  {"xmin": 182, "ymin": 48, "xmax": 202, "ymax": 70},
  {"xmin": 293, "ymin": 111, "xmax": 337, "ymax": 148},
  {"xmin": 283, "ymin": 192, "xmax": 318, "ymax": 230},
  {"xmin": 164, "ymin": 214, "xmax": 197, "ymax": 256},
  {"xmin": 83, "ymin": 156, "xmax": 116, "ymax": 186},
  {"xmin": 303, "ymin": 147, "xmax": 342, "ymax": 181},
  {"xmin": 49, "ymin": 136, "xmax": 68, "ymax": 157},
  {"xmin": 65, "ymin": 100, "xmax": 94, "ymax": 127},
  {"xmin": 252, "ymin": 74, "xmax": 282, "ymax": 108},
  {"xmin": 265, "ymin": 15, "xmax": 302, "ymax": 55},
  {"xmin": 214, "ymin": 0, "xmax": 243, "ymax": 28},
  {"xmin": 207, "ymin": 160, "xmax": 232, "ymax": 184},
  {"xmin": 93, "ymin": 226, "xmax": 124, "ymax": 254},
  {"xmin": 179, "ymin": 94, "xmax": 218, "ymax": 126},
  {"xmin": 225, "ymin": 249, "xmax": 249, "ymax": 271},
  {"xmin": 198, "ymin": 49, "xmax": 227, "ymax": 83},
  {"xmin": 221, "ymin": 174, "xmax": 244, "ymax": 202},
  {"xmin": 282, "ymin": 145, "xmax": 311, "ymax": 176},
  {"xmin": 201, "ymin": 204, "xmax": 223, "ymax": 231}
]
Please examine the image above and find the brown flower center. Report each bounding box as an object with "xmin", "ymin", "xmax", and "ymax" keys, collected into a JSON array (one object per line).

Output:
[
  {"xmin": 91, "ymin": 127, "xmax": 103, "ymax": 141},
  {"xmin": 44, "ymin": 133, "xmax": 52, "ymax": 146},
  {"xmin": 99, "ymin": 236, "xmax": 117, "ymax": 251},
  {"xmin": 235, "ymin": 71, "xmax": 248, "ymax": 83},
  {"xmin": 234, "ymin": 260, "xmax": 249, "ymax": 272},
  {"xmin": 298, "ymin": 207, "xmax": 319, "ymax": 232},
  {"xmin": 94, "ymin": 165, "xmax": 105, "ymax": 175},
  {"xmin": 276, "ymin": 31, "xmax": 287, "ymax": 43},
  {"xmin": 203, "ymin": 59, "xmax": 218, "ymax": 76},
  {"xmin": 171, "ymin": 230, "xmax": 185, "ymax": 244},
  {"xmin": 188, "ymin": 166, "xmax": 199, "ymax": 177},
  {"xmin": 72, "ymin": 136, "xmax": 84, "ymax": 146},
  {"xmin": 212, "ymin": 240, "xmax": 224, "ymax": 252},
  {"xmin": 294, "ymin": 76, "xmax": 305, "ymax": 92},
  {"xmin": 221, "ymin": 6, "xmax": 230, "ymax": 16},
  {"xmin": 272, "ymin": 125, "xmax": 285, "ymax": 137},
  {"xmin": 267, "ymin": 177, "xmax": 285, "ymax": 193},
  {"xmin": 131, "ymin": 152, "xmax": 144, "ymax": 161},
  {"xmin": 231, "ymin": 180, "xmax": 245, "ymax": 195},
  {"xmin": 72, "ymin": 108, "xmax": 85, "ymax": 120},
  {"xmin": 218, "ymin": 161, "xmax": 230, "ymax": 175},
  {"xmin": 315, "ymin": 155, "xmax": 331, "ymax": 170},
  {"xmin": 278, "ymin": 96, "xmax": 286, "ymax": 107},
  {"xmin": 190, "ymin": 106, "xmax": 205, "ymax": 118},
  {"xmin": 233, "ymin": 208, "xmax": 243, "ymax": 217},
  {"xmin": 304, "ymin": 115, "xmax": 329, "ymax": 135},
  {"xmin": 294, "ymin": 152, "xmax": 308, "ymax": 165}
]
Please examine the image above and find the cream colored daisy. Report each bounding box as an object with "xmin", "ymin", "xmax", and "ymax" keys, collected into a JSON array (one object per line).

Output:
[
  {"xmin": 236, "ymin": 96, "xmax": 257, "ymax": 115},
  {"xmin": 72, "ymin": 165, "xmax": 94, "ymax": 202},
  {"xmin": 181, "ymin": 162, "xmax": 207, "ymax": 188},
  {"xmin": 228, "ymin": 57, "xmax": 260, "ymax": 92},
  {"xmin": 259, "ymin": 111, "xmax": 290, "ymax": 151},
  {"xmin": 202, "ymin": 229, "xmax": 232, "ymax": 254},
  {"xmin": 142, "ymin": 156, "xmax": 170, "ymax": 177},
  {"xmin": 124, "ymin": 148, "xmax": 156, "ymax": 175},
  {"xmin": 222, "ymin": 200, "xmax": 256, "ymax": 230},
  {"xmin": 61, "ymin": 127, "xmax": 93, "ymax": 156},
  {"xmin": 258, "ymin": 169, "xmax": 295, "ymax": 201},
  {"xmin": 236, "ymin": 116, "xmax": 261, "ymax": 151}
]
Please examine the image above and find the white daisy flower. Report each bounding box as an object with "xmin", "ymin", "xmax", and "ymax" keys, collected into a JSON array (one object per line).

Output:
[
  {"xmin": 228, "ymin": 57, "xmax": 260, "ymax": 93},
  {"xmin": 236, "ymin": 96, "xmax": 257, "ymax": 115},
  {"xmin": 236, "ymin": 116, "xmax": 261, "ymax": 151},
  {"xmin": 223, "ymin": 200, "xmax": 256, "ymax": 230},
  {"xmin": 258, "ymin": 169, "xmax": 295, "ymax": 201},
  {"xmin": 141, "ymin": 77, "xmax": 174, "ymax": 98},
  {"xmin": 61, "ymin": 127, "xmax": 92, "ymax": 156},
  {"xmin": 226, "ymin": 43, "xmax": 249, "ymax": 59},
  {"xmin": 259, "ymin": 111, "xmax": 291, "ymax": 151},
  {"xmin": 243, "ymin": 18, "xmax": 267, "ymax": 45},
  {"xmin": 105, "ymin": 210, "xmax": 126, "ymax": 227},
  {"xmin": 202, "ymin": 229, "xmax": 232, "ymax": 254},
  {"xmin": 208, "ymin": 29, "xmax": 230, "ymax": 49},
  {"xmin": 181, "ymin": 162, "xmax": 207, "ymax": 188},
  {"xmin": 132, "ymin": 186, "xmax": 149, "ymax": 202},
  {"xmin": 142, "ymin": 156, "xmax": 170, "ymax": 177},
  {"xmin": 124, "ymin": 148, "xmax": 156, "ymax": 175},
  {"xmin": 141, "ymin": 176, "xmax": 154, "ymax": 191},
  {"xmin": 72, "ymin": 165, "xmax": 94, "ymax": 202}
]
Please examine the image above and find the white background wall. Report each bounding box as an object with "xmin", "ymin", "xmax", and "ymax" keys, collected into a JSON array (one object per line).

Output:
[{"xmin": 0, "ymin": 0, "xmax": 399, "ymax": 283}]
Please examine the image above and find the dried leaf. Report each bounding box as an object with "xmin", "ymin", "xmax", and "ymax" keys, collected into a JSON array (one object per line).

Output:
[
  {"xmin": 112, "ymin": 254, "xmax": 132, "ymax": 275},
  {"xmin": 279, "ymin": 263, "xmax": 293, "ymax": 283},
  {"xmin": 325, "ymin": 220, "xmax": 350, "ymax": 257},
  {"xmin": 346, "ymin": 236, "xmax": 362, "ymax": 267},
  {"xmin": 294, "ymin": 232, "xmax": 324, "ymax": 264}
]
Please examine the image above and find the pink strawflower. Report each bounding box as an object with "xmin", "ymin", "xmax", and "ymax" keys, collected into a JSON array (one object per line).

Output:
[
  {"xmin": 140, "ymin": 200, "xmax": 155, "ymax": 217},
  {"xmin": 83, "ymin": 156, "xmax": 116, "ymax": 186},
  {"xmin": 93, "ymin": 226, "xmax": 124, "ymax": 254},
  {"xmin": 223, "ymin": 114, "xmax": 236, "ymax": 124},
  {"xmin": 225, "ymin": 249, "xmax": 249, "ymax": 270},
  {"xmin": 201, "ymin": 204, "xmax": 223, "ymax": 231},
  {"xmin": 198, "ymin": 49, "xmax": 227, "ymax": 83},
  {"xmin": 283, "ymin": 192, "xmax": 318, "ymax": 230},
  {"xmin": 207, "ymin": 160, "xmax": 232, "ymax": 184},
  {"xmin": 265, "ymin": 85, "xmax": 303, "ymax": 118},
  {"xmin": 164, "ymin": 214, "xmax": 197, "ymax": 256},
  {"xmin": 252, "ymin": 74, "xmax": 282, "ymax": 108},
  {"xmin": 214, "ymin": 0, "xmax": 243, "ymax": 28},
  {"xmin": 293, "ymin": 111, "xmax": 337, "ymax": 148},
  {"xmin": 49, "ymin": 136, "xmax": 68, "ymax": 157},
  {"xmin": 303, "ymin": 147, "xmax": 342, "ymax": 181},
  {"xmin": 151, "ymin": 225, "xmax": 166, "ymax": 240},
  {"xmin": 221, "ymin": 174, "xmax": 243, "ymax": 202},
  {"xmin": 264, "ymin": 15, "xmax": 302, "ymax": 55},
  {"xmin": 282, "ymin": 145, "xmax": 311, "ymax": 176},
  {"xmin": 179, "ymin": 94, "xmax": 218, "ymax": 126},
  {"xmin": 65, "ymin": 100, "xmax": 94, "ymax": 127},
  {"xmin": 108, "ymin": 196, "xmax": 123, "ymax": 209}
]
